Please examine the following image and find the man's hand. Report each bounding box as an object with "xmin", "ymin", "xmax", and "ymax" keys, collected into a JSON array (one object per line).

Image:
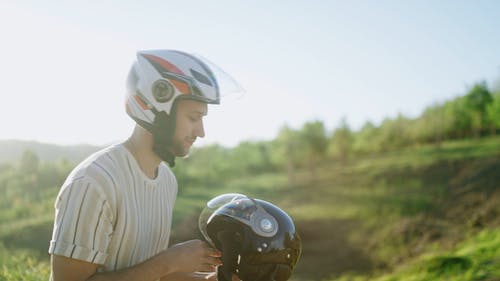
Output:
[
  {"xmin": 160, "ymin": 272, "xmax": 217, "ymax": 281},
  {"xmin": 160, "ymin": 239, "xmax": 222, "ymax": 274},
  {"xmin": 160, "ymin": 272, "xmax": 240, "ymax": 281},
  {"xmin": 50, "ymin": 239, "xmax": 223, "ymax": 281}
]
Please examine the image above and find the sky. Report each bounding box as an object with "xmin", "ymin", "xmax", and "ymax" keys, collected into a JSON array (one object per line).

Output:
[{"xmin": 1, "ymin": 0, "xmax": 500, "ymax": 147}]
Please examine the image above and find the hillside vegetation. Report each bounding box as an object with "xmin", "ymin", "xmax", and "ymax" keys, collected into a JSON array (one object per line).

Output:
[
  {"xmin": 0, "ymin": 136, "xmax": 498, "ymax": 280},
  {"xmin": 0, "ymin": 80, "xmax": 499, "ymax": 280},
  {"xmin": 169, "ymin": 137, "xmax": 500, "ymax": 281},
  {"xmin": 0, "ymin": 140, "xmax": 101, "ymax": 164}
]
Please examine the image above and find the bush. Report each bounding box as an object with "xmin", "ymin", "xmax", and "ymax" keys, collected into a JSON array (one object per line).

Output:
[{"xmin": 0, "ymin": 243, "xmax": 49, "ymax": 281}]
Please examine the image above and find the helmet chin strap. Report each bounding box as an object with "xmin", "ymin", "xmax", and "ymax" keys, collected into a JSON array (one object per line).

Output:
[
  {"xmin": 216, "ymin": 230, "xmax": 242, "ymax": 281},
  {"xmin": 152, "ymin": 131, "xmax": 176, "ymax": 167},
  {"xmin": 151, "ymin": 106, "xmax": 177, "ymax": 167},
  {"xmin": 216, "ymin": 230, "xmax": 282, "ymax": 281},
  {"xmin": 133, "ymin": 103, "xmax": 178, "ymax": 167}
]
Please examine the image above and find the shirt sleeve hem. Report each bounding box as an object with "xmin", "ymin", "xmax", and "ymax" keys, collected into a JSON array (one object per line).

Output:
[{"xmin": 48, "ymin": 240, "xmax": 108, "ymax": 265}]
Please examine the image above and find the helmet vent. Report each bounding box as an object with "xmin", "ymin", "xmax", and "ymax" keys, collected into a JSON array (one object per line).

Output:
[{"xmin": 190, "ymin": 69, "xmax": 213, "ymax": 86}]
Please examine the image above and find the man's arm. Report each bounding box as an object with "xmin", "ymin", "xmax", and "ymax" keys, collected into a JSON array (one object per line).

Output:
[
  {"xmin": 159, "ymin": 272, "xmax": 240, "ymax": 281},
  {"xmin": 159, "ymin": 272, "xmax": 217, "ymax": 281},
  {"xmin": 51, "ymin": 253, "xmax": 168, "ymax": 281},
  {"xmin": 51, "ymin": 255, "xmax": 98, "ymax": 281},
  {"xmin": 51, "ymin": 240, "xmax": 221, "ymax": 281}
]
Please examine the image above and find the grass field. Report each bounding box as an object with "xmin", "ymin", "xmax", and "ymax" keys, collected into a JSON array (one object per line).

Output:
[
  {"xmin": 333, "ymin": 228, "xmax": 500, "ymax": 281},
  {"xmin": 171, "ymin": 136, "xmax": 500, "ymax": 280},
  {"xmin": 0, "ymin": 136, "xmax": 499, "ymax": 280}
]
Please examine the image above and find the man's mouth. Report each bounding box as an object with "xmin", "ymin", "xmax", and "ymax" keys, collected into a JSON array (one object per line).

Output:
[{"xmin": 186, "ymin": 138, "xmax": 195, "ymax": 146}]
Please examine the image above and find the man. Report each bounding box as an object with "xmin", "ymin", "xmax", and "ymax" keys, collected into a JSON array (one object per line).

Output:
[{"xmin": 48, "ymin": 50, "xmax": 240, "ymax": 281}]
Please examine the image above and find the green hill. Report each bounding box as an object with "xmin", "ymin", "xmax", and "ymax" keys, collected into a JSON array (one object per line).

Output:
[
  {"xmin": 169, "ymin": 136, "xmax": 500, "ymax": 281},
  {"xmin": 0, "ymin": 136, "xmax": 499, "ymax": 280},
  {"xmin": 0, "ymin": 140, "xmax": 102, "ymax": 164}
]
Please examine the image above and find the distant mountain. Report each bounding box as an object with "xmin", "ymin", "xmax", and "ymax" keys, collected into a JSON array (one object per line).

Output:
[{"xmin": 0, "ymin": 140, "xmax": 104, "ymax": 164}]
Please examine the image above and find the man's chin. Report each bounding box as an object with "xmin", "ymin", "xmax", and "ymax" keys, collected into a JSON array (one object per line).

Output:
[
  {"xmin": 176, "ymin": 151, "xmax": 190, "ymax": 158},
  {"xmin": 169, "ymin": 140, "xmax": 193, "ymax": 158},
  {"xmin": 171, "ymin": 147, "xmax": 191, "ymax": 158}
]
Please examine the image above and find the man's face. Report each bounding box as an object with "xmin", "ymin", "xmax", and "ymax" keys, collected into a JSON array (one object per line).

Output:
[{"xmin": 170, "ymin": 99, "xmax": 207, "ymax": 157}]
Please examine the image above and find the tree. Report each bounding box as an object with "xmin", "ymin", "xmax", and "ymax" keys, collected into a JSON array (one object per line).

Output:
[
  {"xmin": 273, "ymin": 125, "xmax": 302, "ymax": 184},
  {"xmin": 229, "ymin": 141, "xmax": 273, "ymax": 174},
  {"xmin": 449, "ymin": 97, "xmax": 472, "ymax": 138},
  {"xmin": 413, "ymin": 103, "xmax": 447, "ymax": 146},
  {"xmin": 19, "ymin": 150, "xmax": 39, "ymax": 175},
  {"xmin": 464, "ymin": 82, "xmax": 493, "ymax": 137},
  {"xmin": 330, "ymin": 118, "xmax": 353, "ymax": 164},
  {"xmin": 300, "ymin": 120, "xmax": 329, "ymax": 164},
  {"xmin": 377, "ymin": 114, "xmax": 413, "ymax": 151},
  {"xmin": 486, "ymin": 92, "xmax": 500, "ymax": 135},
  {"xmin": 352, "ymin": 121, "xmax": 379, "ymax": 153},
  {"xmin": 174, "ymin": 144, "xmax": 231, "ymax": 188}
]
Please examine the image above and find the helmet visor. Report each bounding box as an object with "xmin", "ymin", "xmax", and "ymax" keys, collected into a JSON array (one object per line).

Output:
[
  {"xmin": 209, "ymin": 197, "xmax": 279, "ymax": 238},
  {"xmin": 199, "ymin": 193, "xmax": 247, "ymax": 246},
  {"xmin": 193, "ymin": 53, "xmax": 245, "ymax": 102}
]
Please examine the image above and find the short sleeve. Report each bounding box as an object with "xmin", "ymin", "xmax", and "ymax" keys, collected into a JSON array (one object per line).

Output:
[{"xmin": 48, "ymin": 177, "xmax": 114, "ymax": 265}]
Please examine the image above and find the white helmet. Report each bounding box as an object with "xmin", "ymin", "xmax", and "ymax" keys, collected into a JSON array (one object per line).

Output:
[{"xmin": 125, "ymin": 50, "xmax": 237, "ymax": 166}]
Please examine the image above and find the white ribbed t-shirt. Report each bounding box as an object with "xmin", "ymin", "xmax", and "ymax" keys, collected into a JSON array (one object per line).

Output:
[{"xmin": 49, "ymin": 144, "xmax": 178, "ymax": 272}]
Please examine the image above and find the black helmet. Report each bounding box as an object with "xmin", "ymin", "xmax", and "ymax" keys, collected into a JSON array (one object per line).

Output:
[{"xmin": 199, "ymin": 194, "xmax": 301, "ymax": 281}]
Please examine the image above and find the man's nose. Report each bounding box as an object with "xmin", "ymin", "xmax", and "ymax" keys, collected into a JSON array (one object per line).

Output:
[{"xmin": 196, "ymin": 120, "xmax": 205, "ymax": 138}]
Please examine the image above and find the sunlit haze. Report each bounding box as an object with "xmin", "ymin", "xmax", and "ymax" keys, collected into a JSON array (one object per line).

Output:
[{"xmin": 1, "ymin": 1, "xmax": 500, "ymax": 147}]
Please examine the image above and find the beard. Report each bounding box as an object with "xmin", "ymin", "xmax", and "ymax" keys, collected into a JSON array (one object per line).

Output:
[{"xmin": 170, "ymin": 137, "xmax": 191, "ymax": 157}]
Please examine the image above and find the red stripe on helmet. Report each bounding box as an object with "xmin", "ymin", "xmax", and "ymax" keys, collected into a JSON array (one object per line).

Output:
[
  {"xmin": 134, "ymin": 95, "xmax": 149, "ymax": 110},
  {"xmin": 170, "ymin": 79, "xmax": 191, "ymax": 95},
  {"xmin": 143, "ymin": 54, "xmax": 185, "ymax": 75}
]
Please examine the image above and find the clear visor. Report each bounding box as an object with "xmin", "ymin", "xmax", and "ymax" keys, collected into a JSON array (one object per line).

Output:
[
  {"xmin": 213, "ymin": 198, "xmax": 279, "ymax": 238},
  {"xmin": 199, "ymin": 194, "xmax": 279, "ymax": 246},
  {"xmin": 193, "ymin": 53, "xmax": 245, "ymax": 102},
  {"xmin": 199, "ymin": 193, "xmax": 247, "ymax": 246}
]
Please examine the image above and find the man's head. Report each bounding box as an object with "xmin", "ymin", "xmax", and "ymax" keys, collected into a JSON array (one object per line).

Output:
[{"xmin": 125, "ymin": 50, "xmax": 220, "ymax": 166}]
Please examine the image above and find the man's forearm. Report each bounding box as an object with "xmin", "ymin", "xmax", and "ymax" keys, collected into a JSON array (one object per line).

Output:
[
  {"xmin": 159, "ymin": 272, "xmax": 217, "ymax": 281},
  {"xmin": 52, "ymin": 251, "xmax": 176, "ymax": 281},
  {"xmin": 87, "ymin": 254, "xmax": 172, "ymax": 281}
]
